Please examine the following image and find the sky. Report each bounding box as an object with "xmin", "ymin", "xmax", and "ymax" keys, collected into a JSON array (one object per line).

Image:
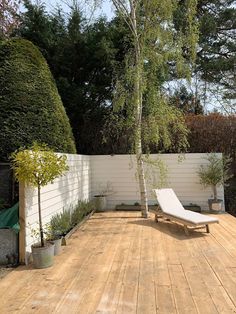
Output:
[{"xmin": 40, "ymin": 0, "xmax": 114, "ymax": 19}]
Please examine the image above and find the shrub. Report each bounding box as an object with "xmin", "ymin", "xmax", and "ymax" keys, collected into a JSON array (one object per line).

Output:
[
  {"xmin": 50, "ymin": 210, "xmax": 72, "ymax": 236},
  {"xmin": 49, "ymin": 200, "xmax": 94, "ymax": 236},
  {"xmin": 186, "ymin": 113, "xmax": 236, "ymax": 158},
  {"xmin": 71, "ymin": 200, "xmax": 94, "ymax": 226},
  {"xmin": 0, "ymin": 38, "xmax": 76, "ymax": 161}
]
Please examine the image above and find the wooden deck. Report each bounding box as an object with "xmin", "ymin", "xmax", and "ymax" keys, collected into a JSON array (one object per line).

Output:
[{"xmin": 1, "ymin": 211, "xmax": 236, "ymax": 313}]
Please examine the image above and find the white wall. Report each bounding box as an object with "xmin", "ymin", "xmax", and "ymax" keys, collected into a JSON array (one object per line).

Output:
[
  {"xmin": 90, "ymin": 153, "xmax": 224, "ymax": 211},
  {"xmin": 23, "ymin": 154, "xmax": 91, "ymax": 257},
  {"xmin": 21, "ymin": 152, "xmax": 224, "ymax": 263}
]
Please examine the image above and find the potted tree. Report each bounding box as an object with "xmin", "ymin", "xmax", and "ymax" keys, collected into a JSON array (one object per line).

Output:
[
  {"xmin": 11, "ymin": 142, "xmax": 68, "ymax": 268},
  {"xmin": 198, "ymin": 154, "xmax": 232, "ymax": 211}
]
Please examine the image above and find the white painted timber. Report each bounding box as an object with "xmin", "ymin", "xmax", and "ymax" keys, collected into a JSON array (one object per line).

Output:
[
  {"xmin": 90, "ymin": 153, "xmax": 224, "ymax": 211},
  {"xmin": 21, "ymin": 152, "xmax": 224, "ymax": 263},
  {"xmin": 23, "ymin": 154, "xmax": 91, "ymax": 257}
]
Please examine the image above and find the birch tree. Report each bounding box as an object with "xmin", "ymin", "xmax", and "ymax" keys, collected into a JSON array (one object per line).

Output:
[{"xmin": 92, "ymin": 0, "xmax": 199, "ymax": 217}]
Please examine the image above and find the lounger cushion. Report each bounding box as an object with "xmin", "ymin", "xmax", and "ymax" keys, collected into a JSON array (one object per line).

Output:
[{"xmin": 154, "ymin": 188, "xmax": 219, "ymax": 225}]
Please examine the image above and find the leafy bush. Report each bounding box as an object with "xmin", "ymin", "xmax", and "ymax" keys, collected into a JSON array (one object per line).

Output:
[
  {"xmin": 186, "ymin": 113, "xmax": 236, "ymax": 158},
  {"xmin": 50, "ymin": 210, "xmax": 72, "ymax": 236},
  {"xmin": 0, "ymin": 38, "xmax": 76, "ymax": 161},
  {"xmin": 71, "ymin": 200, "xmax": 94, "ymax": 226},
  {"xmin": 198, "ymin": 154, "xmax": 232, "ymax": 200},
  {"xmin": 49, "ymin": 200, "xmax": 94, "ymax": 236}
]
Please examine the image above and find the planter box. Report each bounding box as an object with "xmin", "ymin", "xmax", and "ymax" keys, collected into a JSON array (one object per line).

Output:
[
  {"xmin": 115, "ymin": 205, "xmax": 159, "ymax": 211},
  {"xmin": 183, "ymin": 205, "xmax": 201, "ymax": 213},
  {"xmin": 116, "ymin": 204, "xmax": 202, "ymax": 213}
]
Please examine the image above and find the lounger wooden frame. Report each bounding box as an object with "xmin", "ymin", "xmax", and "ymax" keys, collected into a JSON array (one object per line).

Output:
[{"xmin": 149, "ymin": 208, "xmax": 219, "ymax": 235}]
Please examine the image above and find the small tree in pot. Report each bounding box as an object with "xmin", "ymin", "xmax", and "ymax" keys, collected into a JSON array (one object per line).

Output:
[
  {"xmin": 11, "ymin": 142, "xmax": 68, "ymax": 268},
  {"xmin": 198, "ymin": 154, "xmax": 232, "ymax": 211}
]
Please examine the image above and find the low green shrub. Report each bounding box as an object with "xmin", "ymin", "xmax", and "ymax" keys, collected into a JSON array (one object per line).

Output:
[
  {"xmin": 49, "ymin": 200, "xmax": 95, "ymax": 236},
  {"xmin": 50, "ymin": 209, "xmax": 72, "ymax": 236},
  {"xmin": 71, "ymin": 200, "xmax": 94, "ymax": 226}
]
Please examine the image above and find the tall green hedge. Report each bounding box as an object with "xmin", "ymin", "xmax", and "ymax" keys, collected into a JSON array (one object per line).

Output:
[{"xmin": 0, "ymin": 39, "xmax": 76, "ymax": 161}]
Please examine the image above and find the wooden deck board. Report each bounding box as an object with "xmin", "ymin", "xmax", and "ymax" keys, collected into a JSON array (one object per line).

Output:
[{"xmin": 0, "ymin": 211, "xmax": 236, "ymax": 313}]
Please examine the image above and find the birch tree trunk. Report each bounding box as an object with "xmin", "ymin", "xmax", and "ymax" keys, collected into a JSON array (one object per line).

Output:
[
  {"xmin": 212, "ymin": 185, "xmax": 218, "ymax": 201},
  {"xmin": 131, "ymin": 1, "xmax": 149, "ymax": 218}
]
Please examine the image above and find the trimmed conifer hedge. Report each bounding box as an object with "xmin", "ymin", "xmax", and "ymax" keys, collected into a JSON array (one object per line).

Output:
[{"xmin": 0, "ymin": 38, "xmax": 76, "ymax": 161}]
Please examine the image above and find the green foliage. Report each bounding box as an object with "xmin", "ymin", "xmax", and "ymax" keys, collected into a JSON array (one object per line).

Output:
[
  {"xmin": 175, "ymin": 0, "xmax": 236, "ymax": 103},
  {"xmin": 11, "ymin": 142, "xmax": 68, "ymax": 187},
  {"xmin": 198, "ymin": 153, "xmax": 232, "ymax": 199},
  {"xmin": 50, "ymin": 210, "xmax": 72, "ymax": 236},
  {"xmin": 143, "ymin": 157, "xmax": 169, "ymax": 190},
  {"xmin": 170, "ymin": 85, "xmax": 203, "ymax": 115},
  {"xmin": 197, "ymin": 0, "xmax": 236, "ymax": 101},
  {"xmin": 11, "ymin": 142, "xmax": 68, "ymax": 246},
  {"xmin": 50, "ymin": 200, "xmax": 94, "ymax": 236},
  {"xmin": 18, "ymin": 2, "xmax": 129, "ymax": 154},
  {"xmin": 186, "ymin": 114, "xmax": 236, "ymax": 157},
  {"xmin": 0, "ymin": 38, "xmax": 76, "ymax": 161},
  {"xmin": 111, "ymin": 0, "xmax": 198, "ymax": 156},
  {"xmin": 71, "ymin": 200, "xmax": 94, "ymax": 226}
]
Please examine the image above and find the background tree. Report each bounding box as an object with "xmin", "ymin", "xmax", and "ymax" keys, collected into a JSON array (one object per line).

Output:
[
  {"xmin": 174, "ymin": 0, "xmax": 236, "ymax": 110},
  {"xmin": 0, "ymin": 0, "xmax": 21, "ymax": 39},
  {"xmin": 95, "ymin": 0, "xmax": 198, "ymax": 217},
  {"xmin": 0, "ymin": 38, "xmax": 76, "ymax": 161},
  {"xmin": 170, "ymin": 85, "xmax": 204, "ymax": 114},
  {"xmin": 18, "ymin": 1, "xmax": 130, "ymax": 153}
]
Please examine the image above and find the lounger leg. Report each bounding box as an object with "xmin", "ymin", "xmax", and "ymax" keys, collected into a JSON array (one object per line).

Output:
[
  {"xmin": 184, "ymin": 225, "xmax": 189, "ymax": 235},
  {"xmin": 155, "ymin": 214, "xmax": 159, "ymax": 222},
  {"xmin": 206, "ymin": 225, "xmax": 210, "ymax": 233}
]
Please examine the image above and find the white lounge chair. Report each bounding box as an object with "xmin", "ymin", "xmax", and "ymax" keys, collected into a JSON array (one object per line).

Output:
[{"xmin": 152, "ymin": 188, "xmax": 219, "ymax": 235}]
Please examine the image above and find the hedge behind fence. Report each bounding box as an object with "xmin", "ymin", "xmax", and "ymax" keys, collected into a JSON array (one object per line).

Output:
[
  {"xmin": 0, "ymin": 39, "xmax": 76, "ymax": 161},
  {"xmin": 186, "ymin": 113, "xmax": 236, "ymax": 216},
  {"xmin": 186, "ymin": 113, "xmax": 236, "ymax": 159}
]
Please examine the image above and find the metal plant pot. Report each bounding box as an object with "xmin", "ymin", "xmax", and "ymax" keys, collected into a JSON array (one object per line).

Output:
[
  {"xmin": 31, "ymin": 242, "xmax": 55, "ymax": 269},
  {"xmin": 208, "ymin": 199, "xmax": 223, "ymax": 211},
  {"xmin": 94, "ymin": 195, "xmax": 107, "ymax": 211},
  {"xmin": 51, "ymin": 238, "xmax": 62, "ymax": 256}
]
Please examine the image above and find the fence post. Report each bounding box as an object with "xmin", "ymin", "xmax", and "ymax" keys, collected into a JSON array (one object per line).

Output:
[{"xmin": 19, "ymin": 183, "xmax": 26, "ymax": 264}]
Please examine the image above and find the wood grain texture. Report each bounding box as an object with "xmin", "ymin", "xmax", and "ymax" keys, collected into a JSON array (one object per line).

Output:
[{"xmin": 0, "ymin": 211, "xmax": 236, "ymax": 314}]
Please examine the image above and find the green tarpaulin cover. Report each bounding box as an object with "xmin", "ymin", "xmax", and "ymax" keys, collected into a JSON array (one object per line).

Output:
[{"xmin": 0, "ymin": 202, "xmax": 20, "ymax": 233}]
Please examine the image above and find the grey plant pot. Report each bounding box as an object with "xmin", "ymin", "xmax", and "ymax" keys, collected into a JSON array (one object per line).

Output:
[
  {"xmin": 94, "ymin": 195, "xmax": 107, "ymax": 211},
  {"xmin": 51, "ymin": 238, "xmax": 62, "ymax": 256},
  {"xmin": 31, "ymin": 242, "xmax": 55, "ymax": 269},
  {"xmin": 208, "ymin": 199, "xmax": 223, "ymax": 211}
]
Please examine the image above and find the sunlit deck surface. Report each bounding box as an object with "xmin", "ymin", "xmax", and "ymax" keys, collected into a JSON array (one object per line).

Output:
[{"xmin": 0, "ymin": 211, "xmax": 236, "ymax": 313}]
